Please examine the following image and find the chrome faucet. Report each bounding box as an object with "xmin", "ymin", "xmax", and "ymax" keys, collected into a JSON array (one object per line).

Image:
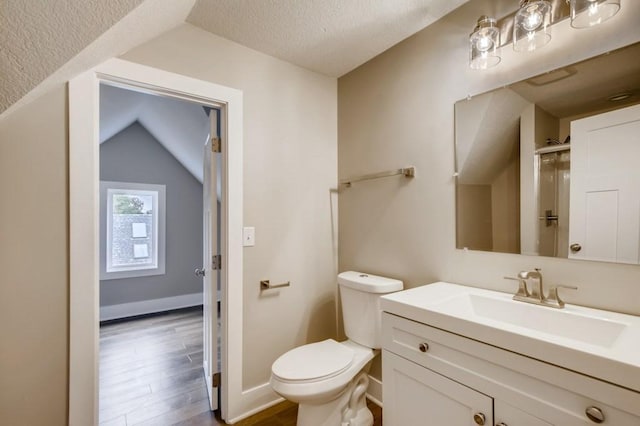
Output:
[{"xmin": 504, "ymin": 268, "xmax": 577, "ymax": 309}]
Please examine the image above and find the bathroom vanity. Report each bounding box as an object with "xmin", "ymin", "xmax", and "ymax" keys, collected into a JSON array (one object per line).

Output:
[{"xmin": 380, "ymin": 283, "xmax": 640, "ymax": 425}]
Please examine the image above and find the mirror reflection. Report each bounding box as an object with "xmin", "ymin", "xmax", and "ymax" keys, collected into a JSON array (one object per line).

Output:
[{"xmin": 455, "ymin": 42, "xmax": 640, "ymax": 264}]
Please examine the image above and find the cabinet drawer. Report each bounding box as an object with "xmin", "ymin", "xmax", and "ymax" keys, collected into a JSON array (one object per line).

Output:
[{"xmin": 382, "ymin": 312, "xmax": 640, "ymax": 425}]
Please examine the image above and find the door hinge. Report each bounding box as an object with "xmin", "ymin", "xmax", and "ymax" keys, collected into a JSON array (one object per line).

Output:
[
  {"xmin": 212, "ymin": 137, "xmax": 221, "ymax": 153},
  {"xmin": 212, "ymin": 372, "xmax": 221, "ymax": 388},
  {"xmin": 212, "ymin": 254, "xmax": 221, "ymax": 270}
]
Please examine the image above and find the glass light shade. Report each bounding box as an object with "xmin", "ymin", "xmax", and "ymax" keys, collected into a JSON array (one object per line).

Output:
[
  {"xmin": 469, "ymin": 16, "xmax": 501, "ymax": 70},
  {"xmin": 569, "ymin": 0, "xmax": 621, "ymax": 28},
  {"xmin": 513, "ymin": 0, "xmax": 551, "ymax": 52}
]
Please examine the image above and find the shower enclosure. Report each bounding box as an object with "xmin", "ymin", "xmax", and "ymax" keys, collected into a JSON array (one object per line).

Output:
[{"xmin": 535, "ymin": 144, "xmax": 570, "ymax": 257}]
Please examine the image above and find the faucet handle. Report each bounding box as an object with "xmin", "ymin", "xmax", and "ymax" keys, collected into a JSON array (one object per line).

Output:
[
  {"xmin": 504, "ymin": 276, "xmax": 530, "ymax": 298},
  {"xmin": 546, "ymin": 285, "xmax": 578, "ymax": 308}
]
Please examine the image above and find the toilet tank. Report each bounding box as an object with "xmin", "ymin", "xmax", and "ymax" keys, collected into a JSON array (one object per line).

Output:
[{"xmin": 338, "ymin": 271, "xmax": 403, "ymax": 349}]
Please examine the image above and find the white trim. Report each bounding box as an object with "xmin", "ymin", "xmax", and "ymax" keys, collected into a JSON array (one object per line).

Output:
[
  {"xmin": 69, "ymin": 69, "xmax": 100, "ymax": 426},
  {"xmin": 99, "ymin": 293, "xmax": 203, "ymax": 321},
  {"xmin": 366, "ymin": 374, "xmax": 383, "ymax": 407},
  {"xmin": 69, "ymin": 58, "xmax": 245, "ymax": 425},
  {"xmin": 227, "ymin": 384, "xmax": 284, "ymax": 424}
]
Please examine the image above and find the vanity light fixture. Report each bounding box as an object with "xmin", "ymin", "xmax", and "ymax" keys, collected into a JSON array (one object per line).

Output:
[
  {"xmin": 469, "ymin": 16, "xmax": 501, "ymax": 69},
  {"xmin": 513, "ymin": 0, "xmax": 552, "ymax": 52},
  {"xmin": 469, "ymin": 0, "xmax": 622, "ymax": 69},
  {"xmin": 569, "ymin": 0, "xmax": 621, "ymax": 28}
]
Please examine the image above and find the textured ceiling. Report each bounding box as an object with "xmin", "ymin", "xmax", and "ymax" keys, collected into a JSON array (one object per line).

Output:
[
  {"xmin": 1, "ymin": 0, "xmax": 468, "ymax": 118},
  {"xmin": 0, "ymin": 0, "xmax": 144, "ymax": 114},
  {"xmin": 187, "ymin": 0, "xmax": 469, "ymax": 77},
  {"xmin": 0, "ymin": 0, "xmax": 196, "ymax": 118}
]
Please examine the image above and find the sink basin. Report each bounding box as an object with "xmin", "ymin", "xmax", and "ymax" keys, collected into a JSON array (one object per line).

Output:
[
  {"xmin": 435, "ymin": 292, "xmax": 628, "ymax": 348},
  {"xmin": 381, "ymin": 282, "xmax": 640, "ymax": 393}
]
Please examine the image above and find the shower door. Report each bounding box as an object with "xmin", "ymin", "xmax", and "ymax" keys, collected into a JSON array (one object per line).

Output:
[{"xmin": 536, "ymin": 150, "xmax": 570, "ymax": 257}]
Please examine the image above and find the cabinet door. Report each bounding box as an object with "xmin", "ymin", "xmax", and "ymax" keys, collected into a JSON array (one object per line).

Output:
[
  {"xmin": 383, "ymin": 350, "xmax": 493, "ymax": 426},
  {"xmin": 495, "ymin": 399, "xmax": 552, "ymax": 426}
]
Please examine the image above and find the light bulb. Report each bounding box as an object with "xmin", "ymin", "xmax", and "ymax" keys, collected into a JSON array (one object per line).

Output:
[
  {"xmin": 469, "ymin": 16, "xmax": 500, "ymax": 69},
  {"xmin": 523, "ymin": 8, "xmax": 543, "ymax": 31},
  {"xmin": 475, "ymin": 34, "xmax": 493, "ymax": 52},
  {"xmin": 513, "ymin": 0, "xmax": 551, "ymax": 52}
]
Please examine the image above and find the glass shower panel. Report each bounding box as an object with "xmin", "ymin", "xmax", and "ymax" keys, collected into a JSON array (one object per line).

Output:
[{"xmin": 537, "ymin": 151, "xmax": 570, "ymax": 257}]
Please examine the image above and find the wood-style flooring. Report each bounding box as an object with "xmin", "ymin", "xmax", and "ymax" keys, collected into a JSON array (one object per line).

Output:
[{"xmin": 99, "ymin": 307, "xmax": 382, "ymax": 425}]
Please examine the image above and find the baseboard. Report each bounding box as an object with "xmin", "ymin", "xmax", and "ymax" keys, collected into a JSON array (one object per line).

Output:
[
  {"xmin": 367, "ymin": 374, "xmax": 383, "ymax": 407},
  {"xmin": 225, "ymin": 375, "xmax": 382, "ymax": 423},
  {"xmin": 100, "ymin": 293, "xmax": 203, "ymax": 321},
  {"xmin": 226, "ymin": 383, "xmax": 283, "ymax": 424}
]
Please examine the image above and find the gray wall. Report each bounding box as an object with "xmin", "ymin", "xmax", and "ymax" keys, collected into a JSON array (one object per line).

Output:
[{"xmin": 100, "ymin": 122, "xmax": 203, "ymax": 307}]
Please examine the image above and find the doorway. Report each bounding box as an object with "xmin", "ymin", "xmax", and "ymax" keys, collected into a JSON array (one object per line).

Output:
[
  {"xmin": 69, "ymin": 59, "xmax": 245, "ymax": 424},
  {"xmin": 97, "ymin": 83, "xmax": 221, "ymax": 423}
]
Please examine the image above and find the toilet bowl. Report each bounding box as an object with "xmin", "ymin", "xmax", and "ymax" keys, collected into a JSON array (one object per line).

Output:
[{"xmin": 270, "ymin": 272, "xmax": 403, "ymax": 426}]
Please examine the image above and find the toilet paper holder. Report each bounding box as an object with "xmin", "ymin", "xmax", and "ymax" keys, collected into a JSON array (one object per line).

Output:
[{"xmin": 260, "ymin": 280, "xmax": 291, "ymax": 290}]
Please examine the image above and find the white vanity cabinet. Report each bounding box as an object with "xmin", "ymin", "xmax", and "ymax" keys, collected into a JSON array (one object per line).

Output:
[{"xmin": 382, "ymin": 312, "xmax": 640, "ymax": 426}]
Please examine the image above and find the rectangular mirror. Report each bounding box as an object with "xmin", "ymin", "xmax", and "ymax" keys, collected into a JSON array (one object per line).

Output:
[{"xmin": 455, "ymin": 42, "xmax": 640, "ymax": 264}]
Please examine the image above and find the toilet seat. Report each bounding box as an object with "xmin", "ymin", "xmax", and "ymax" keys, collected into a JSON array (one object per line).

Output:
[{"xmin": 272, "ymin": 339, "xmax": 354, "ymax": 382}]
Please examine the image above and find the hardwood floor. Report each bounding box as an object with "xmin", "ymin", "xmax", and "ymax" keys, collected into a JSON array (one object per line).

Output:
[{"xmin": 99, "ymin": 307, "xmax": 382, "ymax": 425}]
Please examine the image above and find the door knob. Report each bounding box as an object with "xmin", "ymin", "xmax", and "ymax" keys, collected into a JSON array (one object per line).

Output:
[
  {"xmin": 195, "ymin": 268, "xmax": 206, "ymax": 277},
  {"xmin": 570, "ymin": 243, "xmax": 582, "ymax": 253}
]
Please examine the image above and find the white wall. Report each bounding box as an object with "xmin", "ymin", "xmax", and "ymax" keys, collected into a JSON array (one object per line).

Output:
[
  {"xmin": 338, "ymin": 0, "xmax": 640, "ymax": 316},
  {"xmin": 491, "ymin": 157, "xmax": 519, "ymax": 253},
  {"xmin": 520, "ymin": 104, "xmax": 537, "ymax": 255},
  {"xmin": 120, "ymin": 23, "xmax": 339, "ymax": 390},
  {"xmin": 0, "ymin": 87, "xmax": 68, "ymax": 425},
  {"xmin": 0, "ymin": 21, "xmax": 337, "ymax": 424}
]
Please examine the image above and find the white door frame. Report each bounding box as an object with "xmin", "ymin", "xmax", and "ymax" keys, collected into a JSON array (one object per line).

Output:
[{"xmin": 68, "ymin": 58, "xmax": 243, "ymax": 425}]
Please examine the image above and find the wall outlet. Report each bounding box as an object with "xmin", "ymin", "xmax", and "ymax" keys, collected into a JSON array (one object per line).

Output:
[{"xmin": 243, "ymin": 227, "xmax": 255, "ymax": 247}]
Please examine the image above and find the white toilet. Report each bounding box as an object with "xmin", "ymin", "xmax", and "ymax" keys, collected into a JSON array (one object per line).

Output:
[{"xmin": 270, "ymin": 271, "xmax": 403, "ymax": 426}]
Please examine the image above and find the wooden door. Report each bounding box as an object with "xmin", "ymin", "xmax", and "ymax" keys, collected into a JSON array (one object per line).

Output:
[{"xmin": 569, "ymin": 104, "xmax": 640, "ymax": 263}]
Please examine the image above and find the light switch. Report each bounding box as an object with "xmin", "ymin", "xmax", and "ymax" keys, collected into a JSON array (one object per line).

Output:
[{"xmin": 243, "ymin": 226, "xmax": 255, "ymax": 247}]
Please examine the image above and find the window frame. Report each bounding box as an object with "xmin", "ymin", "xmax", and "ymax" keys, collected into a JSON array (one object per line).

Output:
[{"xmin": 100, "ymin": 181, "xmax": 166, "ymax": 280}]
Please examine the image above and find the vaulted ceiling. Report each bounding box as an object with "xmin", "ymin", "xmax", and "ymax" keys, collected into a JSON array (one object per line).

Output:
[
  {"xmin": 100, "ymin": 84, "xmax": 211, "ymax": 183},
  {"xmin": 0, "ymin": 0, "xmax": 469, "ymax": 119},
  {"xmin": 186, "ymin": 0, "xmax": 469, "ymax": 77}
]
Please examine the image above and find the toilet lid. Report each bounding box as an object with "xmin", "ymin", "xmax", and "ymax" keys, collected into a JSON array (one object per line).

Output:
[{"xmin": 272, "ymin": 339, "xmax": 354, "ymax": 382}]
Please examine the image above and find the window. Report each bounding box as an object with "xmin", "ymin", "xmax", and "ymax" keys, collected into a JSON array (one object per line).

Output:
[{"xmin": 100, "ymin": 181, "xmax": 166, "ymax": 280}]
